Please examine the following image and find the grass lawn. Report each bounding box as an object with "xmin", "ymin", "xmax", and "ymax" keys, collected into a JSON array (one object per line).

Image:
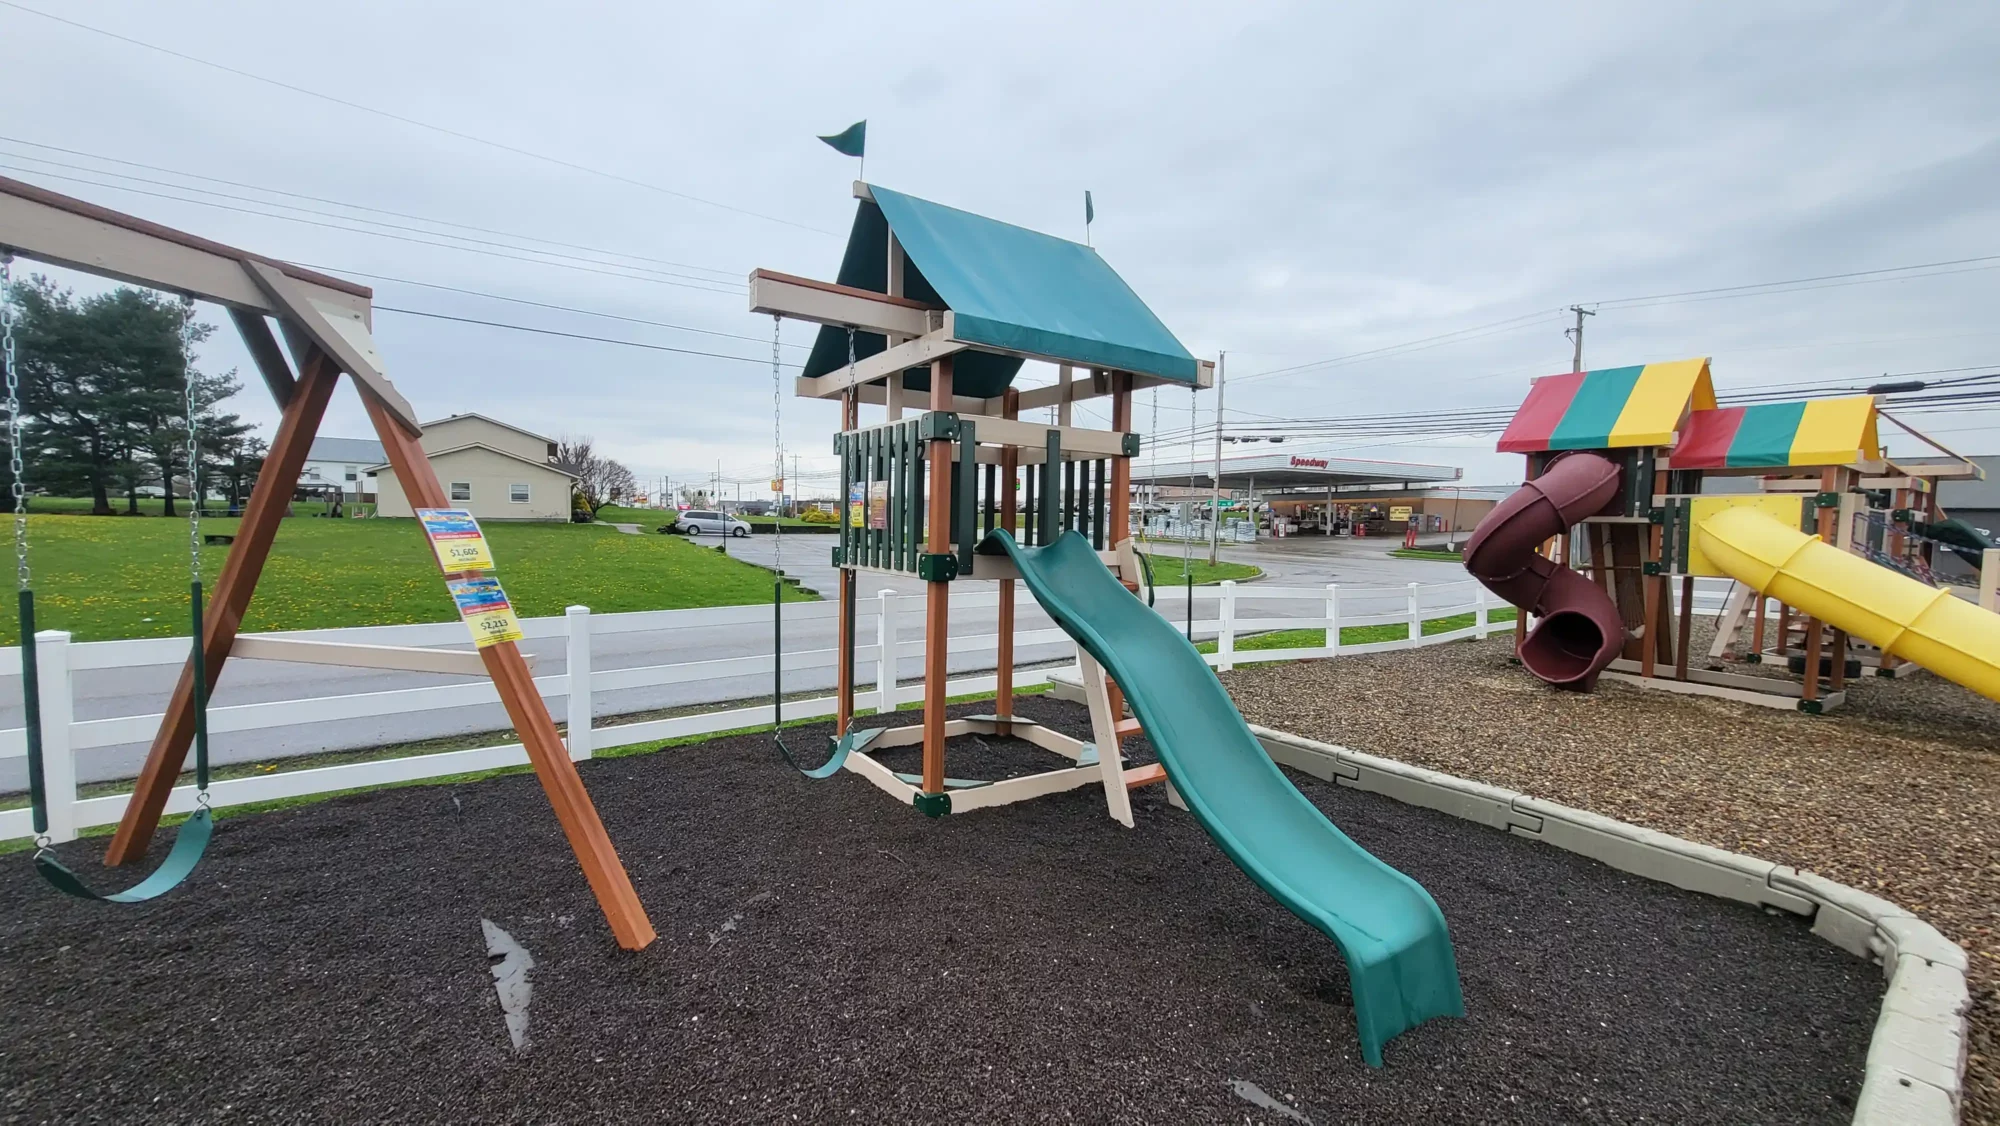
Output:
[
  {"xmin": 1140, "ymin": 552, "xmax": 1261, "ymax": 585},
  {"xmin": 1388, "ymin": 548, "xmax": 1467, "ymax": 562},
  {"xmin": 590, "ymin": 504, "xmax": 676, "ymax": 530},
  {"xmin": 30, "ymin": 495, "xmax": 349, "ymax": 518},
  {"xmin": 1193, "ymin": 607, "xmax": 1518, "ymax": 653},
  {"xmin": 7, "ymin": 513, "xmax": 813, "ymax": 643}
]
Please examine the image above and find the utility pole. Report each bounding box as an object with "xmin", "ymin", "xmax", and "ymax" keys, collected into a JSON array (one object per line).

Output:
[
  {"xmin": 791, "ymin": 454, "xmax": 801, "ymax": 517},
  {"xmin": 1208, "ymin": 350, "xmax": 1226, "ymax": 566},
  {"xmin": 1566, "ymin": 305, "xmax": 1595, "ymax": 373}
]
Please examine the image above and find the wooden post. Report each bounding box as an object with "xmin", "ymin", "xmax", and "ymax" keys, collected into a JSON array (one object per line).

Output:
[
  {"xmin": 921, "ymin": 357, "xmax": 954, "ymax": 794},
  {"xmin": 1675, "ymin": 575, "xmax": 1693, "ymax": 680},
  {"xmin": 1514, "ymin": 457, "xmax": 1534, "ymax": 656},
  {"xmin": 1104, "ymin": 374, "xmax": 1134, "ymax": 724},
  {"xmin": 1751, "ymin": 588, "xmax": 1767, "ymax": 658},
  {"xmin": 1587, "ymin": 522, "xmax": 1613, "ymax": 595},
  {"xmin": 1640, "ymin": 468, "xmax": 1666, "ymax": 679},
  {"xmin": 1801, "ymin": 466, "xmax": 1840, "ymax": 702},
  {"xmin": 362, "ymin": 391, "xmax": 656, "ymax": 949},
  {"xmin": 995, "ymin": 388, "xmax": 1019, "ymax": 735},
  {"xmin": 835, "ymin": 391, "xmax": 858, "ymax": 736},
  {"xmin": 106, "ymin": 352, "xmax": 340, "ymax": 865},
  {"xmin": 1802, "ymin": 614, "xmax": 1823, "ymax": 703}
]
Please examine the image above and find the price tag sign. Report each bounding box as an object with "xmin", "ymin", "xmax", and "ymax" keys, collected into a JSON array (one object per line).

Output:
[
  {"xmin": 447, "ymin": 576, "xmax": 524, "ymax": 648},
  {"xmin": 868, "ymin": 481, "xmax": 889, "ymax": 530},
  {"xmin": 848, "ymin": 482, "xmax": 867, "ymax": 528},
  {"xmin": 416, "ymin": 508, "xmax": 496, "ymax": 572}
]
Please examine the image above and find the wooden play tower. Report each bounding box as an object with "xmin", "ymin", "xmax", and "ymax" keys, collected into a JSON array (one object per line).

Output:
[{"xmin": 753, "ymin": 182, "xmax": 1212, "ymax": 818}]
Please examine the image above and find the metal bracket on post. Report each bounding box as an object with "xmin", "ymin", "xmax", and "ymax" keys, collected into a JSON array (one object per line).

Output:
[
  {"xmin": 1120, "ymin": 432, "xmax": 1141, "ymax": 457},
  {"xmin": 917, "ymin": 553, "xmax": 958, "ymax": 581},
  {"xmin": 919, "ymin": 411, "xmax": 960, "ymax": 441},
  {"xmin": 912, "ymin": 791, "xmax": 951, "ymax": 818}
]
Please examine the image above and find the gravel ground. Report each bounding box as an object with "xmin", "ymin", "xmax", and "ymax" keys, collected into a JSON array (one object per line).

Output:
[
  {"xmin": 1225, "ymin": 634, "xmax": 2000, "ymax": 1124},
  {"xmin": 0, "ymin": 697, "xmax": 1876, "ymax": 1124}
]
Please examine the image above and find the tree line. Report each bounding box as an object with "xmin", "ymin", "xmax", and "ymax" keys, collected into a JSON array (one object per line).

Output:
[{"xmin": 10, "ymin": 276, "xmax": 261, "ymax": 516}]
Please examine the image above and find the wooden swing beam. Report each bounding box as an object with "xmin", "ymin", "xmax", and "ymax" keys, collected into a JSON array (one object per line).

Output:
[{"xmin": 0, "ymin": 176, "xmax": 655, "ymax": 950}]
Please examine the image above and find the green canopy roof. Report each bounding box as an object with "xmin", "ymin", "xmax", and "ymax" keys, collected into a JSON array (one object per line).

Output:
[{"xmin": 801, "ymin": 185, "xmax": 1198, "ymax": 399}]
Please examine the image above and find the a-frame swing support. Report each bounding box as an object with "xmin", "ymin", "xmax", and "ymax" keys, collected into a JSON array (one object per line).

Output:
[{"xmin": 0, "ymin": 175, "xmax": 656, "ymax": 950}]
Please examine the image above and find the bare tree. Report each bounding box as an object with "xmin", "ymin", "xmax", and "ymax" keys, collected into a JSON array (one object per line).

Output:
[
  {"xmin": 556, "ymin": 434, "xmax": 637, "ymax": 513},
  {"xmin": 602, "ymin": 459, "xmax": 636, "ymax": 505}
]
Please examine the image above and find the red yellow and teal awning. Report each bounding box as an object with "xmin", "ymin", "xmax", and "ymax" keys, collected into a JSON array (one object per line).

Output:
[
  {"xmin": 1666, "ymin": 396, "xmax": 1880, "ymax": 469},
  {"xmin": 1496, "ymin": 358, "xmax": 1716, "ymax": 453}
]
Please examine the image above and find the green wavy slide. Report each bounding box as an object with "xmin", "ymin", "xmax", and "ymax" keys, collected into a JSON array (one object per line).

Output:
[{"xmin": 980, "ymin": 529, "xmax": 1464, "ymax": 1066}]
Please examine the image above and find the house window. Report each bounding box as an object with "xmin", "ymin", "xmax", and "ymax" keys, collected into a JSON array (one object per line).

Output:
[
  {"xmin": 509, "ymin": 483, "xmax": 531, "ymax": 503},
  {"xmin": 450, "ymin": 482, "xmax": 472, "ymax": 502}
]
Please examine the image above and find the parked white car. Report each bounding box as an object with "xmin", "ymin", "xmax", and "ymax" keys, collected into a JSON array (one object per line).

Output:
[{"xmin": 679, "ymin": 510, "xmax": 750, "ymax": 537}]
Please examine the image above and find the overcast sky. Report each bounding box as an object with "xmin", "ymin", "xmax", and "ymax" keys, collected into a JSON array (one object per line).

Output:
[{"xmin": 5, "ymin": 0, "xmax": 1997, "ymax": 497}]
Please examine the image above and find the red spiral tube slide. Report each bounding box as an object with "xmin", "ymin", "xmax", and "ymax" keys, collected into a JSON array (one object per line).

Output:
[{"xmin": 1462, "ymin": 452, "xmax": 1628, "ymax": 689}]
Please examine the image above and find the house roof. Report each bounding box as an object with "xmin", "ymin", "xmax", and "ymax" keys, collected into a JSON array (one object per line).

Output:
[
  {"xmin": 1667, "ymin": 395, "xmax": 1880, "ymax": 469},
  {"xmin": 421, "ymin": 412, "xmax": 556, "ymax": 446},
  {"xmin": 365, "ymin": 442, "xmax": 581, "ymax": 479},
  {"xmin": 307, "ymin": 436, "xmax": 386, "ymax": 464},
  {"xmin": 1497, "ymin": 358, "xmax": 1716, "ymax": 453},
  {"xmin": 800, "ymin": 184, "xmax": 1198, "ymax": 397}
]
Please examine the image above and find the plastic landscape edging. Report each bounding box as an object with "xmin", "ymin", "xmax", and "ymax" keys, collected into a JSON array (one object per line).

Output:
[{"xmin": 1243, "ymin": 724, "xmax": 1970, "ymax": 1125}]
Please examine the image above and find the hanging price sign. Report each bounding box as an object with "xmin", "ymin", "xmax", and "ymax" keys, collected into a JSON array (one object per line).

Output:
[
  {"xmin": 416, "ymin": 508, "xmax": 496, "ymax": 571},
  {"xmin": 447, "ymin": 576, "xmax": 524, "ymax": 648}
]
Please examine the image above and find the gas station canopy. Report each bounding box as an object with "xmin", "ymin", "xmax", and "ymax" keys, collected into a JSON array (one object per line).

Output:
[{"xmin": 1132, "ymin": 452, "xmax": 1463, "ymax": 494}]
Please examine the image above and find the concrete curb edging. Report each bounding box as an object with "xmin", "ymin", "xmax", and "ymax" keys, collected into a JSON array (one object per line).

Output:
[
  {"xmin": 1048, "ymin": 671, "xmax": 1967, "ymax": 1124},
  {"xmin": 1241, "ymin": 725, "xmax": 1970, "ymax": 1125}
]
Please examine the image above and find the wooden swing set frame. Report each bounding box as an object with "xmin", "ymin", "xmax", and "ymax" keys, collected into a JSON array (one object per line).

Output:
[{"xmin": 0, "ymin": 174, "xmax": 655, "ymax": 949}]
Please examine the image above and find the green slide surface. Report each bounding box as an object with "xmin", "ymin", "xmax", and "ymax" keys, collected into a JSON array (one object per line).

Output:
[{"xmin": 981, "ymin": 530, "xmax": 1464, "ymax": 1065}]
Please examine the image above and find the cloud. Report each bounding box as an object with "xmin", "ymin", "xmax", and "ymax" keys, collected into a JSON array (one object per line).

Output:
[{"xmin": 2, "ymin": 0, "xmax": 1995, "ymax": 494}]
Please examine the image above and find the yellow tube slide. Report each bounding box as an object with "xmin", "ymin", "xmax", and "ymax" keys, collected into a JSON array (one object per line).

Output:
[{"xmin": 1694, "ymin": 505, "xmax": 2000, "ymax": 701}]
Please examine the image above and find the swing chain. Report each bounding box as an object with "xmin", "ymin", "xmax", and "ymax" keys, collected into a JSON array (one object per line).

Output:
[
  {"xmin": 2, "ymin": 251, "xmax": 25, "ymax": 593},
  {"xmin": 771, "ymin": 314, "xmax": 782, "ymax": 566},
  {"xmin": 180, "ymin": 295, "xmax": 199, "ymax": 582}
]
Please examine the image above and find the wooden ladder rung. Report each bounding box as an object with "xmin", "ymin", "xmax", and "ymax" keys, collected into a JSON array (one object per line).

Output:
[
  {"xmin": 1113, "ymin": 718, "xmax": 1143, "ymax": 737},
  {"xmin": 1122, "ymin": 763, "xmax": 1168, "ymax": 789}
]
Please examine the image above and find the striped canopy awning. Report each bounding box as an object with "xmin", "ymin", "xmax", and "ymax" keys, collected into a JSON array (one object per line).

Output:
[
  {"xmin": 1496, "ymin": 358, "xmax": 1716, "ymax": 453},
  {"xmin": 1667, "ymin": 396, "xmax": 1880, "ymax": 469}
]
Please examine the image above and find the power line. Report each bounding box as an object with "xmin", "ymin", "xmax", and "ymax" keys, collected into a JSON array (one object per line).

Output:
[
  {"xmin": 301, "ymin": 266, "xmax": 806, "ymax": 351},
  {"xmin": 1231, "ymin": 309, "xmax": 1567, "ymax": 387},
  {"xmin": 0, "ymin": 0, "xmax": 837, "ymax": 235},
  {"xmin": 0, "ymin": 158, "xmax": 744, "ymax": 290},
  {"xmin": 373, "ymin": 305, "xmax": 803, "ymax": 367},
  {"xmin": 1591, "ymin": 254, "xmax": 2000, "ymax": 308},
  {"xmin": 0, "ymin": 138, "xmax": 746, "ymax": 280},
  {"xmin": 0, "ymin": 165, "xmax": 746, "ymax": 296}
]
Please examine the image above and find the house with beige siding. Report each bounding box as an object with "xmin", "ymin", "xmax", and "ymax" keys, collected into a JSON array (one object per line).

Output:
[{"xmin": 366, "ymin": 413, "xmax": 578, "ymax": 521}]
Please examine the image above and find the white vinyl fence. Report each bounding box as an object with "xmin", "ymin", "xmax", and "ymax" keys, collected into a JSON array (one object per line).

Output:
[{"xmin": 1, "ymin": 575, "xmax": 1742, "ymax": 844}]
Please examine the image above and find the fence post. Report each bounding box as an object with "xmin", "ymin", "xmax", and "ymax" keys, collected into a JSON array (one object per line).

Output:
[
  {"xmin": 1474, "ymin": 585, "xmax": 1490, "ymax": 638},
  {"xmin": 1406, "ymin": 582, "xmax": 1421, "ymax": 646},
  {"xmin": 877, "ymin": 589, "xmax": 898, "ymax": 713},
  {"xmin": 1324, "ymin": 584, "xmax": 1340, "ymax": 657},
  {"xmin": 1219, "ymin": 580, "xmax": 1237, "ymax": 671},
  {"xmin": 34, "ymin": 630, "xmax": 78, "ymax": 844},
  {"xmin": 1982, "ymin": 548, "xmax": 2000, "ymax": 613},
  {"xmin": 564, "ymin": 605, "xmax": 592, "ymax": 760}
]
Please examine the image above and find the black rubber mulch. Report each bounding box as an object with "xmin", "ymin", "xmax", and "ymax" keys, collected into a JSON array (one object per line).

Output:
[{"xmin": 0, "ymin": 697, "xmax": 1877, "ymax": 1125}]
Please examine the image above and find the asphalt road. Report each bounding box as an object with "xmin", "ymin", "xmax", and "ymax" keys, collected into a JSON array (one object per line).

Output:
[{"xmin": 1, "ymin": 534, "xmax": 1470, "ymax": 786}]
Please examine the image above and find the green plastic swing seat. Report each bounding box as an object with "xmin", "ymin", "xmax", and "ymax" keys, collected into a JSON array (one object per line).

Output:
[{"xmin": 33, "ymin": 808, "xmax": 214, "ymax": 903}]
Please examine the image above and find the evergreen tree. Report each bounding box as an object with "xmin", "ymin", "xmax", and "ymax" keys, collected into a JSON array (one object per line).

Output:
[{"xmin": 9, "ymin": 275, "xmax": 246, "ymax": 514}]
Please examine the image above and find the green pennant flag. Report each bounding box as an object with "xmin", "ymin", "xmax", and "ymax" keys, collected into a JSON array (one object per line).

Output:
[
  {"xmin": 818, "ymin": 121, "xmax": 866, "ymax": 158},
  {"xmin": 1085, "ymin": 190, "xmax": 1094, "ymax": 226}
]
